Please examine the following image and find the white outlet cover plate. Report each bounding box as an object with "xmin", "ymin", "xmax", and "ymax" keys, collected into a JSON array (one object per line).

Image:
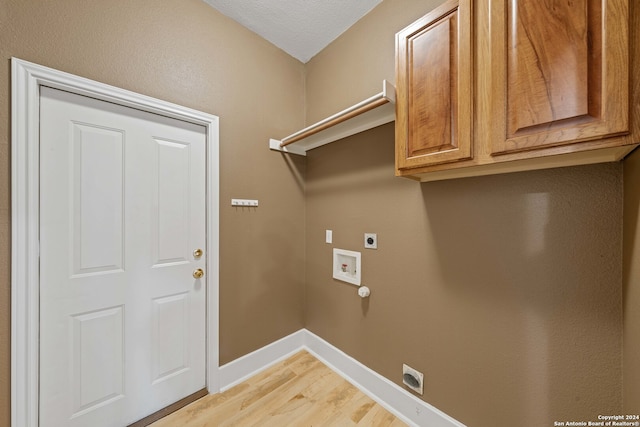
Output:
[
  {"xmin": 326, "ymin": 230, "xmax": 332, "ymax": 244},
  {"xmin": 364, "ymin": 233, "xmax": 377, "ymax": 249}
]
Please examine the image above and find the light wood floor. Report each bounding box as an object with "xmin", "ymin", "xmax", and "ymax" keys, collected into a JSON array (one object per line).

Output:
[{"xmin": 150, "ymin": 350, "xmax": 407, "ymax": 426}]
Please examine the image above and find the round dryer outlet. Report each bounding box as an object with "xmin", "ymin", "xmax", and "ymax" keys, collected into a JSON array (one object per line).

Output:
[{"xmin": 402, "ymin": 364, "xmax": 424, "ymax": 395}]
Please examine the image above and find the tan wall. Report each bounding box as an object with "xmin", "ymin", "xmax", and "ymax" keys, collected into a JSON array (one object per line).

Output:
[
  {"xmin": 305, "ymin": 0, "xmax": 437, "ymax": 124},
  {"xmin": 624, "ymin": 149, "xmax": 640, "ymax": 412},
  {"xmin": 306, "ymin": 125, "xmax": 623, "ymax": 427},
  {"xmin": 1, "ymin": 0, "xmax": 632, "ymax": 425},
  {"xmin": 0, "ymin": 0, "xmax": 306, "ymax": 424},
  {"xmin": 304, "ymin": 1, "xmax": 624, "ymax": 426},
  {"xmin": 622, "ymin": 0, "xmax": 640, "ymax": 412}
]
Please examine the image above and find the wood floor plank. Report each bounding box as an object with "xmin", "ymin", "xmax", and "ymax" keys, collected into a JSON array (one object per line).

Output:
[
  {"xmin": 357, "ymin": 402, "xmax": 401, "ymax": 426},
  {"xmin": 294, "ymin": 379, "xmax": 361, "ymax": 425},
  {"xmin": 220, "ymin": 360, "xmax": 335, "ymax": 425},
  {"xmin": 258, "ymin": 371, "xmax": 357, "ymax": 427},
  {"xmin": 149, "ymin": 350, "xmax": 406, "ymax": 427}
]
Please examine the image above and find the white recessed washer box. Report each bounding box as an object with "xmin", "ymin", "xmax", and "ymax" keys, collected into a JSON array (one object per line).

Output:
[{"xmin": 333, "ymin": 248, "xmax": 361, "ymax": 286}]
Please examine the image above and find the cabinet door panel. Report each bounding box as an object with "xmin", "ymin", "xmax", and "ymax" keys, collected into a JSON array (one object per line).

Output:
[
  {"xmin": 396, "ymin": 0, "xmax": 472, "ymax": 171},
  {"xmin": 409, "ymin": 16, "xmax": 454, "ymax": 156},
  {"xmin": 491, "ymin": 0, "xmax": 629, "ymax": 155}
]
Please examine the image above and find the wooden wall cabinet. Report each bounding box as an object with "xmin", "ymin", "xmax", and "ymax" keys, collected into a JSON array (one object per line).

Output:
[
  {"xmin": 396, "ymin": 0, "xmax": 639, "ymax": 182},
  {"xmin": 395, "ymin": 0, "xmax": 473, "ymax": 171}
]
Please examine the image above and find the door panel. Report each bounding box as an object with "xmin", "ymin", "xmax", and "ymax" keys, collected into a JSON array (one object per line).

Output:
[
  {"xmin": 71, "ymin": 306, "xmax": 125, "ymax": 416},
  {"xmin": 152, "ymin": 138, "xmax": 191, "ymax": 267},
  {"xmin": 151, "ymin": 293, "xmax": 190, "ymax": 383},
  {"xmin": 71, "ymin": 123, "xmax": 125, "ymax": 276},
  {"xmin": 40, "ymin": 87, "xmax": 206, "ymax": 427}
]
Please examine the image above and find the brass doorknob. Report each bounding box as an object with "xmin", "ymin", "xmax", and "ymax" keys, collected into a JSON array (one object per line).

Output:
[
  {"xmin": 193, "ymin": 248, "xmax": 203, "ymax": 258},
  {"xmin": 193, "ymin": 268, "xmax": 204, "ymax": 279}
]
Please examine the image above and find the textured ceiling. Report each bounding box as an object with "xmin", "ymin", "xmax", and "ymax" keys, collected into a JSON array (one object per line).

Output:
[{"xmin": 202, "ymin": 0, "xmax": 383, "ymax": 63}]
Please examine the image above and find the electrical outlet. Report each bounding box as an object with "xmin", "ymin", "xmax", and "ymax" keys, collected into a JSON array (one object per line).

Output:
[
  {"xmin": 364, "ymin": 233, "xmax": 377, "ymax": 249},
  {"xmin": 402, "ymin": 364, "xmax": 424, "ymax": 395}
]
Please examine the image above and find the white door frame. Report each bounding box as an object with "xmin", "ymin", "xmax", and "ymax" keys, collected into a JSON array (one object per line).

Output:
[{"xmin": 10, "ymin": 58, "xmax": 220, "ymax": 427}]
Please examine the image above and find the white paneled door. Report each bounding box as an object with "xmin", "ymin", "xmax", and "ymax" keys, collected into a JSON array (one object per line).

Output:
[{"xmin": 39, "ymin": 87, "xmax": 206, "ymax": 426}]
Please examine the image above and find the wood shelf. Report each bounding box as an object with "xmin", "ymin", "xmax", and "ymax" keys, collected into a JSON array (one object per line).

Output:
[{"xmin": 269, "ymin": 80, "xmax": 396, "ymax": 156}]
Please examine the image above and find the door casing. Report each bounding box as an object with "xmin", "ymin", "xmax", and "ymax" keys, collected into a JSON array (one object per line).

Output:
[{"xmin": 10, "ymin": 58, "xmax": 220, "ymax": 427}]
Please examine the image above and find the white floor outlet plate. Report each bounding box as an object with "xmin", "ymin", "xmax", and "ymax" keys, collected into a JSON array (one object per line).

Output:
[{"xmin": 402, "ymin": 364, "xmax": 424, "ymax": 395}]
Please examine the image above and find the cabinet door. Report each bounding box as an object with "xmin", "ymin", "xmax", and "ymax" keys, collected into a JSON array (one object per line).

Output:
[
  {"xmin": 490, "ymin": 0, "xmax": 629, "ymax": 155},
  {"xmin": 395, "ymin": 0, "xmax": 473, "ymax": 171}
]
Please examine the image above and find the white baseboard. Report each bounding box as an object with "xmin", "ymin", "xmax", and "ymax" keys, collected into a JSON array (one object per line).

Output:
[
  {"xmin": 303, "ymin": 330, "xmax": 466, "ymax": 427},
  {"xmin": 217, "ymin": 328, "xmax": 466, "ymax": 427},
  {"xmin": 218, "ymin": 329, "xmax": 305, "ymax": 391}
]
